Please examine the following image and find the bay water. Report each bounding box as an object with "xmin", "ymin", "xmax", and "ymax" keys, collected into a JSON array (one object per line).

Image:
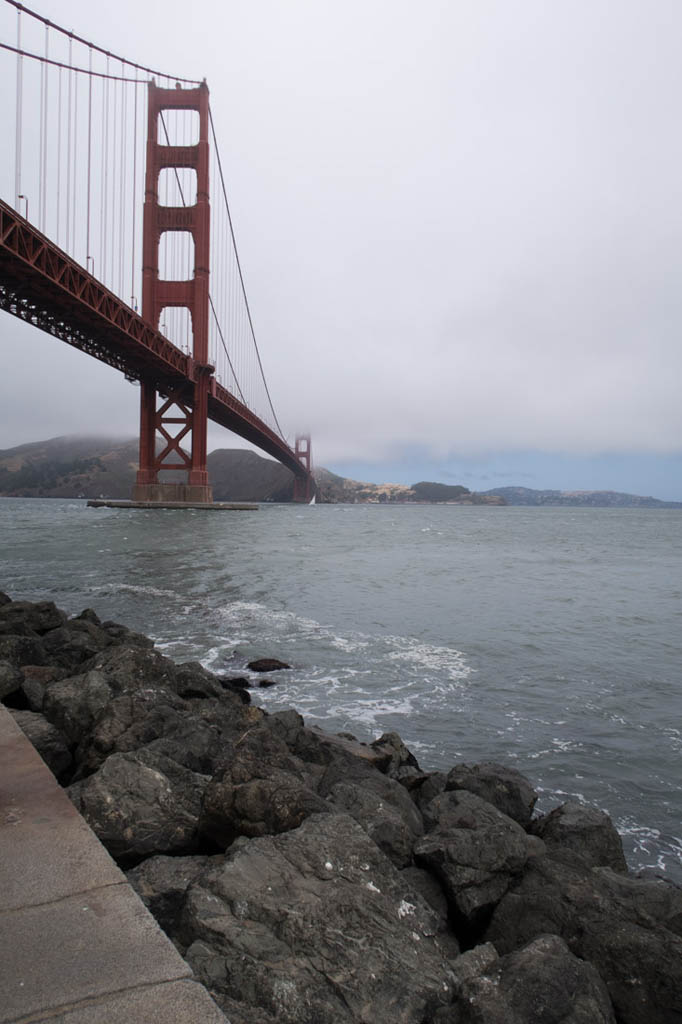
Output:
[{"xmin": 1, "ymin": 497, "xmax": 680, "ymax": 881}]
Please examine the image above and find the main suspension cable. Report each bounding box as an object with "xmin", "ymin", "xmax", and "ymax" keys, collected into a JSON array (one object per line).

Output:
[
  {"xmin": 208, "ymin": 105, "xmax": 285, "ymax": 440},
  {"xmin": 3, "ymin": 0, "xmax": 201, "ymax": 83}
]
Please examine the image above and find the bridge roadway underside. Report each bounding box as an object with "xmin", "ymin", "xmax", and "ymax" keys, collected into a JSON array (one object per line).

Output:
[
  {"xmin": 0, "ymin": 705, "xmax": 227, "ymax": 1023},
  {"xmin": 0, "ymin": 199, "xmax": 306, "ymax": 482}
]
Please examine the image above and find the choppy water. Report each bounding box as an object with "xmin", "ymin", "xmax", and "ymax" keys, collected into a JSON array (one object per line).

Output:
[{"xmin": 1, "ymin": 498, "xmax": 680, "ymax": 881}]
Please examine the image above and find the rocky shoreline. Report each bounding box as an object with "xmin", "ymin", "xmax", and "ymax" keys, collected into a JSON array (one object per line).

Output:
[{"xmin": 1, "ymin": 592, "xmax": 680, "ymax": 1024}]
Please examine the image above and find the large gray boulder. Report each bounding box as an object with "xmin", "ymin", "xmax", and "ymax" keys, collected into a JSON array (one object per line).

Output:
[
  {"xmin": 19, "ymin": 664, "xmax": 66, "ymax": 711},
  {"xmin": 43, "ymin": 669, "xmax": 115, "ymax": 744},
  {"xmin": 415, "ymin": 789, "xmax": 544, "ymax": 926},
  {"xmin": 318, "ymin": 753, "xmax": 424, "ymax": 868},
  {"xmin": 0, "ymin": 600, "xmax": 66, "ymax": 635},
  {"xmin": 0, "ymin": 659, "xmax": 23, "ymax": 701},
  {"xmin": 69, "ymin": 748, "xmax": 209, "ymax": 861},
  {"xmin": 0, "ymin": 633, "xmax": 46, "ymax": 668},
  {"xmin": 127, "ymin": 854, "xmax": 219, "ymax": 934},
  {"xmin": 199, "ymin": 723, "xmax": 329, "ymax": 847},
  {"xmin": 435, "ymin": 934, "xmax": 615, "ymax": 1023},
  {"xmin": 178, "ymin": 813, "xmax": 456, "ymax": 1023},
  {"xmin": 9, "ymin": 709, "xmax": 72, "ymax": 779},
  {"xmin": 530, "ymin": 800, "xmax": 628, "ymax": 873},
  {"xmin": 485, "ymin": 851, "xmax": 682, "ymax": 1024},
  {"xmin": 41, "ymin": 618, "xmax": 113, "ymax": 669},
  {"xmin": 445, "ymin": 761, "xmax": 538, "ymax": 826}
]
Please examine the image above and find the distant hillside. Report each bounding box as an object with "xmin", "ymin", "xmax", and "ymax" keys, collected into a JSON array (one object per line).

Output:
[
  {"xmin": 480, "ymin": 486, "xmax": 682, "ymax": 509},
  {"xmin": 10, "ymin": 437, "xmax": 674, "ymax": 508},
  {"xmin": 0, "ymin": 437, "xmax": 140, "ymax": 498},
  {"xmin": 313, "ymin": 470, "xmax": 504, "ymax": 504},
  {"xmin": 0, "ymin": 436, "xmax": 299, "ymax": 501}
]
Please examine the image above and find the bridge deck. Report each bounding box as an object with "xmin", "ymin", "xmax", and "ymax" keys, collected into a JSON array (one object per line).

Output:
[{"xmin": 0, "ymin": 706, "xmax": 227, "ymax": 1023}]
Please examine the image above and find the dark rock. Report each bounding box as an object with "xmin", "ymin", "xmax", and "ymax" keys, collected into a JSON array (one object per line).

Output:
[
  {"xmin": 43, "ymin": 669, "xmax": 114, "ymax": 744},
  {"xmin": 446, "ymin": 761, "xmax": 538, "ymax": 826},
  {"xmin": 319, "ymin": 754, "xmax": 425, "ymax": 868},
  {"xmin": 0, "ymin": 600, "xmax": 67, "ymax": 635},
  {"xmin": 440, "ymin": 933, "xmax": 615, "ymax": 1023},
  {"xmin": 257, "ymin": 678, "xmax": 278, "ymax": 688},
  {"xmin": 72, "ymin": 687, "xmax": 191, "ymax": 776},
  {"xmin": 73, "ymin": 681, "xmax": 260, "ymax": 779},
  {"xmin": 69, "ymin": 748, "xmax": 209, "ymax": 861},
  {"xmin": 20, "ymin": 664, "xmax": 66, "ymax": 711},
  {"xmin": 400, "ymin": 865, "xmax": 460, "ymax": 959},
  {"xmin": 449, "ymin": 941, "xmax": 499, "ymax": 991},
  {"xmin": 415, "ymin": 790, "xmax": 544, "ymax": 928},
  {"xmin": 247, "ymin": 657, "xmax": 290, "ymax": 672},
  {"xmin": 173, "ymin": 661, "xmax": 233, "ymax": 701},
  {"xmin": 371, "ymin": 731, "xmax": 421, "ymax": 776},
  {"xmin": 179, "ymin": 812, "xmax": 455, "ymax": 1023},
  {"xmin": 9, "ymin": 709, "xmax": 72, "ymax": 779},
  {"xmin": 41, "ymin": 619, "xmax": 112, "ymax": 670},
  {"xmin": 485, "ymin": 851, "xmax": 682, "ymax": 1024},
  {"xmin": 0, "ymin": 633, "xmax": 46, "ymax": 668},
  {"xmin": 199, "ymin": 724, "xmax": 328, "ymax": 847},
  {"xmin": 530, "ymin": 800, "xmax": 628, "ymax": 873},
  {"xmin": 218, "ymin": 675, "xmax": 250, "ymax": 689},
  {"xmin": 0, "ymin": 591, "xmax": 11, "ymax": 605},
  {"xmin": 75, "ymin": 608, "xmax": 101, "ymax": 625},
  {"xmin": 284, "ymin": 720, "xmax": 392, "ymax": 772},
  {"xmin": 416, "ymin": 771, "xmax": 448, "ymax": 811},
  {"xmin": 127, "ymin": 854, "xmax": 219, "ymax": 934},
  {"xmin": 84, "ymin": 644, "xmax": 179, "ymax": 692},
  {"xmin": 0, "ymin": 659, "xmax": 23, "ymax": 701},
  {"xmin": 100, "ymin": 620, "xmax": 155, "ymax": 648}
]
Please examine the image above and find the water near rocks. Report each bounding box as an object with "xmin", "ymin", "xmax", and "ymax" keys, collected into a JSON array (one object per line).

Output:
[{"xmin": 1, "ymin": 497, "xmax": 680, "ymax": 881}]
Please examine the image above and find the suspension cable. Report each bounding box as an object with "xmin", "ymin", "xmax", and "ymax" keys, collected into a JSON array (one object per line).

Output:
[
  {"xmin": 14, "ymin": 7, "xmax": 22, "ymax": 211},
  {"xmin": 157, "ymin": 109, "xmax": 246, "ymax": 400},
  {"xmin": 208, "ymin": 105, "xmax": 285, "ymax": 439},
  {"xmin": 3, "ymin": 0, "xmax": 201, "ymax": 83}
]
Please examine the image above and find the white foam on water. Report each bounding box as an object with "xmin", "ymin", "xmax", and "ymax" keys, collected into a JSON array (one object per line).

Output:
[
  {"xmin": 385, "ymin": 636, "xmax": 472, "ymax": 683},
  {"xmin": 89, "ymin": 582, "xmax": 177, "ymax": 598}
]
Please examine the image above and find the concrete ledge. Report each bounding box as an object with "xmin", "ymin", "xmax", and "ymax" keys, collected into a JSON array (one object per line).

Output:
[
  {"xmin": 0, "ymin": 707, "xmax": 227, "ymax": 1023},
  {"xmin": 11, "ymin": 980, "xmax": 229, "ymax": 1024}
]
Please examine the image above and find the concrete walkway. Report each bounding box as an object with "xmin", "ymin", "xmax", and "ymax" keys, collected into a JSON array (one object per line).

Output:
[{"xmin": 0, "ymin": 706, "xmax": 227, "ymax": 1023}]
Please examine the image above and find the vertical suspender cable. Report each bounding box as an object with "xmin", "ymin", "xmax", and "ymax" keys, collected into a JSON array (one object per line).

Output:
[
  {"xmin": 56, "ymin": 63, "xmax": 62, "ymax": 244},
  {"xmin": 102, "ymin": 55, "xmax": 109, "ymax": 284},
  {"xmin": 86, "ymin": 46, "xmax": 92, "ymax": 270},
  {"xmin": 42, "ymin": 24, "xmax": 49, "ymax": 234},
  {"xmin": 66, "ymin": 35, "xmax": 73, "ymax": 252},
  {"xmin": 110, "ymin": 66, "xmax": 118, "ymax": 289},
  {"xmin": 14, "ymin": 8, "xmax": 23, "ymax": 213},
  {"xmin": 99, "ymin": 61, "xmax": 106, "ymax": 278},
  {"xmin": 72, "ymin": 53, "xmax": 79, "ymax": 257},
  {"xmin": 119, "ymin": 59, "xmax": 126, "ymax": 297},
  {"xmin": 38, "ymin": 28, "xmax": 45, "ymax": 228},
  {"xmin": 131, "ymin": 69, "xmax": 138, "ymax": 308}
]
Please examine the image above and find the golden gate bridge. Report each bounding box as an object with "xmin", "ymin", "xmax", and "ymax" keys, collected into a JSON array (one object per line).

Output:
[{"xmin": 0, "ymin": 0, "xmax": 314, "ymax": 503}]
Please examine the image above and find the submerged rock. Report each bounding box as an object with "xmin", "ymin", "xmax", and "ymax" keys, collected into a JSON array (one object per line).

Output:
[{"xmin": 247, "ymin": 657, "xmax": 290, "ymax": 672}]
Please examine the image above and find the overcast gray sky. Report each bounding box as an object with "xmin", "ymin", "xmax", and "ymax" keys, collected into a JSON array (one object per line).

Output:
[{"xmin": 1, "ymin": 1, "xmax": 681, "ymax": 496}]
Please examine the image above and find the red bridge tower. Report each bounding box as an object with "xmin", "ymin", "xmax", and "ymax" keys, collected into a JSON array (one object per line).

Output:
[{"xmin": 133, "ymin": 81, "xmax": 214, "ymax": 503}]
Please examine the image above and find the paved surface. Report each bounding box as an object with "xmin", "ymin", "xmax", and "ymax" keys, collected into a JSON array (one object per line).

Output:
[{"xmin": 0, "ymin": 706, "xmax": 227, "ymax": 1023}]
